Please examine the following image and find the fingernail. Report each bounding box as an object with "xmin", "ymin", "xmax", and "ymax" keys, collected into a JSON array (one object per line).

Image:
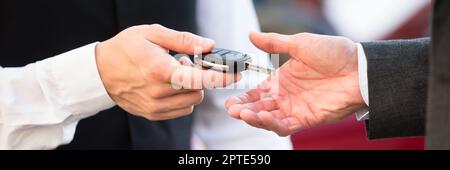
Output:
[
  {"xmin": 180, "ymin": 56, "xmax": 194, "ymax": 66},
  {"xmin": 202, "ymin": 38, "xmax": 215, "ymax": 47}
]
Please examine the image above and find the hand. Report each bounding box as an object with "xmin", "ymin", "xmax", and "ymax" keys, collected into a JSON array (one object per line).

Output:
[
  {"xmin": 96, "ymin": 24, "xmax": 241, "ymax": 121},
  {"xmin": 225, "ymin": 32, "xmax": 365, "ymax": 136}
]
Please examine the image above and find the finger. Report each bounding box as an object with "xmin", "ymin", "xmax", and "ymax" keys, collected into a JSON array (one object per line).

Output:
[
  {"xmin": 154, "ymin": 90, "xmax": 204, "ymax": 113},
  {"xmin": 150, "ymin": 83, "xmax": 196, "ymax": 98},
  {"xmin": 284, "ymin": 117, "xmax": 304, "ymax": 132},
  {"xmin": 267, "ymin": 109, "xmax": 303, "ymax": 131},
  {"xmin": 225, "ymin": 88, "xmax": 263, "ymax": 108},
  {"xmin": 257, "ymin": 79, "xmax": 273, "ymax": 93},
  {"xmin": 240, "ymin": 109, "xmax": 265, "ymax": 129},
  {"xmin": 243, "ymin": 98, "xmax": 278, "ymax": 112},
  {"xmin": 124, "ymin": 37, "xmax": 174, "ymax": 69},
  {"xmin": 178, "ymin": 56, "xmax": 194, "ymax": 66},
  {"xmin": 225, "ymin": 88, "xmax": 265, "ymax": 119},
  {"xmin": 169, "ymin": 65, "xmax": 242, "ymax": 89},
  {"xmin": 144, "ymin": 106, "xmax": 194, "ymax": 121},
  {"xmin": 259, "ymin": 110, "xmax": 291, "ymax": 136},
  {"xmin": 144, "ymin": 24, "xmax": 214, "ymax": 54},
  {"xmin": 230, "ymin": 98, "xmax": 278, "ymax": 114},
  {"xmin": 249, "ymin": 32, "xmax": 297, "ymax": 55},
  {"xmin": 227, "ymin": 104, "xmax": 244, "ymax": 119},
  {"xmin": 268, "ymin": 109, "xmax": 289, "ymax": 120},
  {"xmin": 225, "ymin": 97, "xmax": 241, "ymax": 111},
  {"xmin": 226, "ymin": 98, "xmax": 278, "ymax": 120}
]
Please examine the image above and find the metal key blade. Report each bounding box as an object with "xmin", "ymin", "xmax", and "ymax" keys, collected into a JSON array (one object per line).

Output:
[{"xmin": 245, "ymin": 62, "xmax": 276, "ymax": 76}]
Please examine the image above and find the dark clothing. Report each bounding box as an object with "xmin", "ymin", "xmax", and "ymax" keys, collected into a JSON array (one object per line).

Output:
[
  {"xmin": 361, "ymin": 0, "xmax": 450, "ymax": 149},
  {"xmin": 0, "ymin": 0, "xmax": 197, "ymax": 149}
]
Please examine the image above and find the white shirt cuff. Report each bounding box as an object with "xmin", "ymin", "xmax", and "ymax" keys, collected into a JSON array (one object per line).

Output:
[
  {"xmin": 0, "ymin": 43, "xmax": 117, "ymax": 149},
  {"xmin": 37, "ymin": 43, "xmax": 116, "ymax": 117},
  {"xmin": 355, "ymin": 43, "xmax": 369, "ymax": 121},
  {"xmin": 36, "ymin": 43, "xmax": 116, "ymax": 145}
]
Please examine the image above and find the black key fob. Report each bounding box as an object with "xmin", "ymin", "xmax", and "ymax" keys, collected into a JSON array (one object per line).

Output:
[{"xmin": 193, "ymin": 48, "xmax": 252, "ymax": 73}]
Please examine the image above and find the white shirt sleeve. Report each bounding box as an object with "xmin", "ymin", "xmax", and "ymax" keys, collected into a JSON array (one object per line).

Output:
[
  {"xmin": 192, "ymin": 0, "xmax": 292, "ymax": 150},
  {"xmin": 355, "ymin": 43, "xmax": 370, "ymax": 121},
  {"xmin": 0, "ymin": 43, "xmax": 115, "ymax": 149}
]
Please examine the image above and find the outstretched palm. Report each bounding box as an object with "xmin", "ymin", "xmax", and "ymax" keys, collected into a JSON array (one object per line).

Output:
[{"xmin": 225, "ymin": 32, "xmax": 366, "ymax": 136}]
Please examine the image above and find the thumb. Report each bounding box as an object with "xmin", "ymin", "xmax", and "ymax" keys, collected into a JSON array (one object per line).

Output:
[
  {"xmin": 143, "ymin": 24, "xmax": 215, "ymax": 54},
  {"xmin": 249, "ymin": 32, "xmax": 297, "ymax": 55},
  {"xmin": 170, "ymin": 66, "xmax": 242, "ymax": 90}
]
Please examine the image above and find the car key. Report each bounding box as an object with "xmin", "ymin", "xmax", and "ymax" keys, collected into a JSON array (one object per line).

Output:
[{"xmin": 193, "ymin": 48, "xmax": 276, "ymax": 76}]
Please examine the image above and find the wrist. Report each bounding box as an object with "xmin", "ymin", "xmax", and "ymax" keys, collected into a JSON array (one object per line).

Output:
[
  {"xmin": 95, "ymin": 41, "xmax": 119, "ymax": 102},
  {"xmin": 346, "ymin": 41, "xmax": 367, "ymax": 113},
  {"xmin": 356, "ymin": 43, "xmax": 369, "ymax": 106}
]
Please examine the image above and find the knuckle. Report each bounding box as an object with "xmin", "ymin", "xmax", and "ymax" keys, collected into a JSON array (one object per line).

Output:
[
  {"xmin": 173, "ymin": 107, "xmax": 193, "ymax": 118},
  {"xmin": 193, "ymin": 91, "xmax": 204, "ymax": 105},
  {"xmin": 149, "ymin": 87, "xmax": 166, "ymax": 98},
  {"xmin": 145, "ymin": 103, "xmax": 158, "ymax": 113},
  {"xmin": 125, "ymin": 25, "xmax": 139, "ymax": 31},
  {"xmin": 144, "ymin": 99, "xmax": 166, "ymax": 114},
  {"xmin": 296, "ymin": 32, "xmax": 312, "ymax": 38},
  {"xmin": 177, "ymin": 32, "xmax": 197, "ymax": 46},
  {"xmin": 156, "ymin": 105, "xmax": 170, "ymax": 113},
  {"xmin": 143, "ymin": 113, "xmax": 158, "ymax": 121},
  {"xmin": 188, "ymin": 106, "xmax": 194, "ymax": 113},
  {"xmin": 126, "ymin": 25, "xmax": 149, "ymax": 36},
  {"xmin": 277, "ymin": 132, "xmax": 289, "ymax": 137},
  {"xmin": 149, "ymin": 91, "xmax": 161, "ymax": 98},
  {"xmin": 265, "ymin": 32, "xmax": 280, "ymax": 52},
  {"xmin": 141, "ymin": 24, "xmax": 166, "ymax": 36},
  {"xmin": 335, "ymin": 36, "xmax": 349, "ymax": 45},
  {"xmin": 183, "ymin": 106, "xmax": 195, "ymax": 115},
  {"xmin": 147, "ymin": 24, "xmax": 164, "ymax": 31},
  {"xmin": 338, "ymin": 37, "xmax": 356, "ymax": 49},
  {"xmin": 145, "ymin": 66, "xmax": 164, "ymax": 81},
  {"xmin": 266, "ymin": 32, "xmax": 278, "ymax": 38},
  {"xmin": 267, "ymin": 41, "xmax": 276, "ymax": 52}
]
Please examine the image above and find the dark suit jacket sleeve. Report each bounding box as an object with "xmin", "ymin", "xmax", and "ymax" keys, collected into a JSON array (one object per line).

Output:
[{"xmin": 361, "ymin": 38, "xmax": 430, "ymax": 139}]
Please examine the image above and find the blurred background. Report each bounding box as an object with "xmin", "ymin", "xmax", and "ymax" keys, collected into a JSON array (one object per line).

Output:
[{"xmin": 253, "ymin": 0, "xmax": 431, "ymax": 150}]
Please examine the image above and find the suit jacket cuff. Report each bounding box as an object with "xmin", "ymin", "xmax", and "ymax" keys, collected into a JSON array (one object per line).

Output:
[{"xmin": 361, "ymin": 38, "xmax": 429, "ymax": 139}]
